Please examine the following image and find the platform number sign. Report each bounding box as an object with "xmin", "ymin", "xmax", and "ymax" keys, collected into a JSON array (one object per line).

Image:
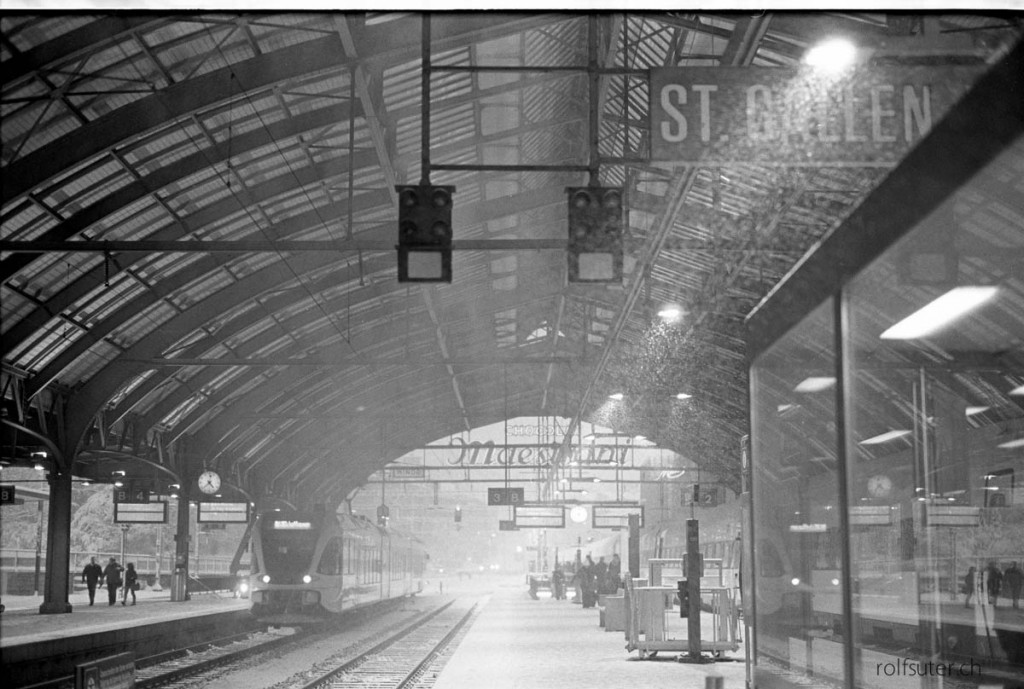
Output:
[
  {"xmin": 488, "ymin": 487, "xmax": 524, "ymax": 506},
  {"xmin": 1, "ymin": 484, "xmax": 15, "ymax": 505},
  {"xmin": 683, "ymin": 484, "xmax": 720, "ymax": 507},
  {"xmin": 75, "ymin": 651, "xmax": 134, "ymax": 689},
  {"xmin": 113, "ymin": 481, "xmax": 149, "ymax": 504}
]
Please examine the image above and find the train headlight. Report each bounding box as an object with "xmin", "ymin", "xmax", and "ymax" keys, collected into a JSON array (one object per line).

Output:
[
  {"xmin": 261, "ymin": 574, "xmax": 271, "ymax": 584},
  {"xmin": 239, "ymin": 582, "xmax": 250, "ymax": 594},
  {"xmin": 302, "ymin": 574, "xmax": 312, "ymax": 584}
]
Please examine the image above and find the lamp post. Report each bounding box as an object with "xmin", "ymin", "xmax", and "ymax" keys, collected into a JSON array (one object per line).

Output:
[
  {"xmin": 34, "ymin": 499, "xmax": 44, "ymax": 596},
  {"xmin": 120, "ymin": 524, "xmax": 130, "ymax": 566}
]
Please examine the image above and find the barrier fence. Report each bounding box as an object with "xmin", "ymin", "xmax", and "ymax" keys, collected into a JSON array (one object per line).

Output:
[{"xmin": 0, "ymin": 548, "xmax": 248, "ymax": 595}]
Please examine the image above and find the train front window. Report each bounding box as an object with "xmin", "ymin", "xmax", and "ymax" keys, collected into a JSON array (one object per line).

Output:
[{"xmin": 260, "ymin": 518, "xmax": 321, "ymax": 581}]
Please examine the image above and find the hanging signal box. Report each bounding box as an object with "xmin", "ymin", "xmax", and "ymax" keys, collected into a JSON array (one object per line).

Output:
[
  {"xmin": 396, "ymin": 184, "xmax": 455, "ymax": 283},
  {"xmin": 566, "ymin": 186, "xmax": 624, "ymax": 283}
]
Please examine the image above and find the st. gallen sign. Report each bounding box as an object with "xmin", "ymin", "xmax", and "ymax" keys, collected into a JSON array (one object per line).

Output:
[{"xmin": 649, "ymin": 66, "xmax": 982, "ymax": 166}]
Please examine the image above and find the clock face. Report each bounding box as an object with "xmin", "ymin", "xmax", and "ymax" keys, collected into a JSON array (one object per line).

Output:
[
  {"xmin": 198, "ymin": 470, "xmax": 221, "ymax": 494},
  {"xmin": 569, "ymin": 506, "xmax": 588, "ymax": 524},
  {"xmin": 867, "ymin": 474, "xmax": 892, "ymax": 499}
]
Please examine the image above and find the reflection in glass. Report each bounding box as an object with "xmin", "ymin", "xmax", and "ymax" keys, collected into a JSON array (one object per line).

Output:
[
  {"xmin": 843, "ymin": 137, "xmax": 1024, "ymax": 688},
  {"xmin": 751, "ymin": 299, "xmax": 846, "ymax": 687}
]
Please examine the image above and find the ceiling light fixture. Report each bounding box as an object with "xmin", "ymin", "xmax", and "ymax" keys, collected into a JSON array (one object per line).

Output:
[
  {"xmin": 609, "ymin": 393, "xmax": 624, "ymax": 401},
  {"xmin": 965, "ymin": 406, "xmax": 990, "ymax": 416},
  {"xmin": 675, "ymin": 393, "xmax": 692, "ymax": 400},
  {"xmin": 1010, "ymin": 385, "xmax": 1024, "ymax": 396},
  {"xmin": 860, "ymin": 429, "xmax": 913, "ymax": 445},
  {"xmin": 997, "ymin": 438, "xmax": 1024, "ymax": 449},
  {"xmin": 657, "ymin": 306, "xmax": 684, "ymax": 323},
  {"xmin": 880, "ymin": 286, "xmax": 998, "ymax": 340},
  {"xmin": 794, "ymin": 376, "xmax": 836, "ymax": 393},
  {"xmin": 804, "ymin": 38, "xmax": 858, "ymax": 72}
]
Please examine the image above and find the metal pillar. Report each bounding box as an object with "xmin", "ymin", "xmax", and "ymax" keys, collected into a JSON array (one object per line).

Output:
[
  {"xmin": 120, "ymin": 525, "xmax": 130, "ymax": 566},
  {"xmin": 171, "ymin": 491, "xmax": 191, "ymax": 601},
  {"xmin": 39, "ymin": 468, "xmax": 73, "ymax": 614},
  {"xmin": 33, "ymin": 499, "xmax": 44, "ymax": 595},
  {"xmin": 627, "ymin": 513, "xmax": 640, "ymax": 578},
  {"xmin": 686, "ymin": 518, "xmax": 702, "ymax": 660}
]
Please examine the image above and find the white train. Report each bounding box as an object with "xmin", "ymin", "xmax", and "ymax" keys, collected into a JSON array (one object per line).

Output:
[{"xmin": 249, "ymin": 508, "xmax": 427, "ymax": 620}]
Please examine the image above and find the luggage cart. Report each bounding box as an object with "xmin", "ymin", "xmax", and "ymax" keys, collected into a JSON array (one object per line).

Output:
[{"xmin": 623, "ymin": 577, "xmax": 740, "ymax": 659}]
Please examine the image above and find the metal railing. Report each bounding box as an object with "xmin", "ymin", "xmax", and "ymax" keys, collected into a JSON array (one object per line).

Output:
[{"xmin": 0, "ymin": 548, "xmax": 246, "ymax": 577}]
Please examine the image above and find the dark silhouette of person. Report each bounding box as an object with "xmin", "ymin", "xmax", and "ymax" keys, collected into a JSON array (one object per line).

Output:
[
  {"xmin": 1004, "ymin": 562, "xmax": 1022, "ymax": 610},
  {"xmin": 82, "ymin": 556, "xmax": 103, "ymax": 606},
  {"xmin": 595, "ymin": 556, "xmax": 609, "ymax": 594},
  {"xmin": 122, "ymin": 563, "xmax": 138, "ymax": 605},
  {"xmin": 608, "ymin": 554, "xmax": 622, "ymax": 593},
  {"xmin": 964, "ymin": 566, "xmax": 976, "ymax": 607},
  {"xmin": 574, "ymin": 555, "xmax": 597, "ymax": 608},
  {"xmin": 552, "ymin": 567, "xmax": 566, "ymax": 600},
  {"xmin": 986, "ymin": 561, "xmax": 1002, "ymax": 607},
  {"xmin": 102, "ymin": 557, "xmax": 123, "ymax": 606}
]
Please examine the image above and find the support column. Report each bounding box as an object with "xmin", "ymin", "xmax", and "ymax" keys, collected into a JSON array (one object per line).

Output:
[
  {"xmin": 171, "ymin": 490, "xmax": 191, "ymax": 601},
  {"xmin": 39, "ymin": 468, "xmax": 74, "ymax": 614},
  {"xmin": 686, "ymin": 518, "xmax": 702, "ymax": 660},
  {"xmin": 627, "ymin": 513, "xmax": 640, "ymax": 578}
]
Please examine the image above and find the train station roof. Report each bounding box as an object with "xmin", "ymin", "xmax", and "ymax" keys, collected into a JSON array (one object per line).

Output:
[{"xmin": 2, "ymin": 11, "xmax": 1021, "ymax": 507}]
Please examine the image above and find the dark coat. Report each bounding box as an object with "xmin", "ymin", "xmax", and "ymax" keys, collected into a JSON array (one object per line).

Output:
[
  {"xmin": 986, "ymin": 564, "xmax": 1003, "ymax": 595},
  {"xmin": 82, "ymin": 562, "xmax": 103, "ymax": 585},
  {"xmin": 103, "ymin": 562, "xmax": 123, "ymax": 588},
  {"xmin": 1004, "ymin": 565, "xmax": 1022, "ymax": 594}
]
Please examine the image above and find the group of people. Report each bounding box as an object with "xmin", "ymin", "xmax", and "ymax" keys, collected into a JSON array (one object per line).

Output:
[
  {"xmin": 963, "ymin": 561, "xmax": 1023, "ymax": 609},
  {"xmin": 81, "ymin": 557, "xmax": 139, "ymax": 606},
  {"xmin": 567, "ymin": 553, "xmax": 623, "ymax": 608}
]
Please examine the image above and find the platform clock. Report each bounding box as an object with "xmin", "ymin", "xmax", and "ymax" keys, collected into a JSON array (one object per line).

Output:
[
  {"xmin": 197, "ymin": 470, "xmax": 222, "ymax": 495},
  {"xmin": 867, "ymin": 474, "xmax": 893, "ymax": 499}
]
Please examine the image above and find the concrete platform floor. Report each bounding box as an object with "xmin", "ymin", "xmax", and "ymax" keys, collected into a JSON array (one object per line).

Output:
[
  {"xmin": 433, "ymin": 579, "xmax": 749, "ymax": 689},
  {"xmin": 0, "ymin": 587, "xmax": 250, "ymax": 648}
]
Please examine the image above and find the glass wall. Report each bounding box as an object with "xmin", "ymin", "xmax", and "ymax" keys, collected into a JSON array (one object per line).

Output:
[
  {"xmin": 749, "ymin": 101, "xmax": 1024, "ymax": 689},
  {"xmin": 751, "ymin": 299, "xmax": 847, "ymax": 688},
  {"xmin": 843, "ymin": 136, "xmax": 1024, "ymax": 689}
]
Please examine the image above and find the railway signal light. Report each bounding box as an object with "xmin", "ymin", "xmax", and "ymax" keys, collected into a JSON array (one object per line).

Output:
[
  {"xmin": 396, "ymin": 184, "xmax": 454, "ymax": 283},
  {"xmin": 566, "ymin": 186, "xmax": 623, "ymax": 283}
]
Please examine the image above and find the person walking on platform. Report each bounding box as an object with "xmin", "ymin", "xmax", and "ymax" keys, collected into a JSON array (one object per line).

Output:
[
  {"xmin": 608, "ymin": 553, "xmax": 622, "ymax": 593},
  {"xmin": 552, "ymin": 567, "xmax": 566, "ymax": 600},
  {"xmin": 985, "ymin": 561, "xmax": 1002, "ymax": 607},
  {"xmin": 103, "ymin": 557, "xmax": 123, "ymax": 606},
  {"xmin": 595, "ymin": 556, "xmax": 608, "ymax": 594},
  {"xmin": 1004, "ymin": 562, "xmax": 1022, "ymax": 609},
  {"xmin": 573, "ymin": 556, "xmax": 597, "ymax": 608},
  {"xmin": 82, "ymin": 557, "xmax": 103, "ymax": 606},
  {"xmin": 964, "ymin": 566, "xmax": 976, "ymax": 607},
  {"xmin": 122, "ymin": 563, "xmax": 139, "ymax": 606}
]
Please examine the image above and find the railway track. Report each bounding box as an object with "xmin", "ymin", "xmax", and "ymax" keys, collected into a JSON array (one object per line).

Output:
[
  {"xmin": 15, "ymin": 596, "xmax": 483, "ymax": 689},
  {"xmin": 134, "ymin": 625, "xmax": 303, "ymax": 688},
  {"xmin": 134, "ymin": 597, "xmax": 455, "ymax": 689},
  {"xmin": 293, "ymin": 598, "xmax": 481, "ymax": 689},
  {"xmin": 14, "ymin": 597, "xmax": 418, "ymax": 689}
]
